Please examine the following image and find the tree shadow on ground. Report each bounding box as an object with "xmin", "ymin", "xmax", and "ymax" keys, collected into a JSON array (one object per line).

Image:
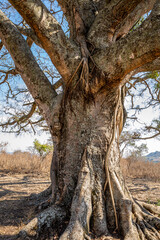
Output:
[{"xmin": 0, "ymin": 172, "xmax": 50, "ymax": 239}]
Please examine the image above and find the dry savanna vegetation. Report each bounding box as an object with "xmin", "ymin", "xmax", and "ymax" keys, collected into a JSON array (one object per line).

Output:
[
  {"xmin": 0, "ymin": 151, "xmax": 52, "ymax": 175},
  {"xmin": 0, "ymin": 151, "xmax": 160, "ymax": 240},
  {"xmin": 120, "ymin": 157, "xmax": 160, "ymax": 182},
  {"xmin": 0, "ymin": 150, "xmax": 160, "ymax": 181}
]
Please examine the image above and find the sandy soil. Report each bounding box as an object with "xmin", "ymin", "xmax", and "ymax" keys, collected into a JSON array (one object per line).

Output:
[
  {"xmin": 0, "ymin": 172, "xmax": 50, "ymax": 240},
  {"xmin": 0, "ymin": 172, "xmax": 160, "ymax": 240}
]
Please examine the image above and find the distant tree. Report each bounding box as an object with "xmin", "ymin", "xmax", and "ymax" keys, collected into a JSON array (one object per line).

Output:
[
  {"xmin": 33, "ymin": 139, "xmax": 53, "ymax": 160},
  {"xmin": 120, "ymin": 131, "xmax": 148, "ymax": 157},
  {"xmin": 127, "ymin": 143, "xmax": 148, "ymax": 159}
]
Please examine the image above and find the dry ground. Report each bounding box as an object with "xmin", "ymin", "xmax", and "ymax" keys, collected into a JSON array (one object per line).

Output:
[
  {"xmin": 0, "ymin": 172, "xmax": 50, "ymax": 240},
  {"xmin": 0, "ymin": 172, "xmax": 160, "ymax": 240},
  {"xmin": 0, "ymin": 153, "xmax": 160, "ymax": 239}
]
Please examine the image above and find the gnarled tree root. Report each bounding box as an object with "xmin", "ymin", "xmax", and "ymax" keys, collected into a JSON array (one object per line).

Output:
[
  {"xmin": 19, "ymin": 159, "xmax": 160, "ymax": 240},
  {"xmin": 18, "ymin": 205, "xmax": 66, "ymax": 239},
  {"xmin": 121, "ymin": 199, "xmax": 160, "ymax": 240},
  {"xmin": 18, "ymin": 188, "xmax": 160, "ymax": 239}
]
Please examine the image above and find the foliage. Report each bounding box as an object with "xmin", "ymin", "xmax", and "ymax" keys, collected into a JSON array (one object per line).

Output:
[
  {"xmin": 33, "ymin": 139, "xmax": 53, "ymax": 159},
  {"xmin": 156, "ymin": 200, "xmax": 160, "ymax": 207},
  {"xmin": 128, "ymin": 143, "xmax": 148, "ymax": 158},
  {"xmin": 120, "ymin": 131, "xmax": 148, "ymax": 157}
]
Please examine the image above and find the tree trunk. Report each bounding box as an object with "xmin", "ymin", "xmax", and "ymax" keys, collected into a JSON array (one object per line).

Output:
[
  {"xmin": 19, "ymin": 85, "xmax": 160, "ymax": 240},
  {"xmin": 1, "ymin": 1, "xmax": 160, "ymax": 239}
]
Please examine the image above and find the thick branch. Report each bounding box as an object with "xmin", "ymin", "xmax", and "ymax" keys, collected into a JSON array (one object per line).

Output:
[
  {"xmin": 93, "ymin": 1, "xmax": 160, "ymax": 86},
  {"xmin": 113, "ymin": 0, "xmax": 156, "ymax": 42},
  {"xmin": 0, "ymin": 10, "xmax": 57, "ymax": 127},
  {"xmin": 57, "ymin": 0, "xmax": 107, "ymax": 39},
  {"xmin": 88, "ymin": 0, "xmax": 143, "ymax": 48},
  {"xmin": 135, "ymin": 57, "xmax": 160, "ymax": 73},
  {"xmin": 9, "ymin": 0, "xmax": 81, "ymax": 82},
  {"xmin": 17, "ymin": 26, "xmax": 43, "ymax": 48}
]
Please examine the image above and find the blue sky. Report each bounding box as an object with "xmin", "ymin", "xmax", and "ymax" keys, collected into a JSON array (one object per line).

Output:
[{"xmin": 0, "ymin": 0, "xmax": 159, "ymax": 154}]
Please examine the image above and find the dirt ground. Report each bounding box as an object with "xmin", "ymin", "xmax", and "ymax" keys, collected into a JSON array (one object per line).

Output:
[
  {"xmin": 0, "ymin": 172, "xmax": 50, "ymax": 240},
  {"xmin": 0, "ymin": 172, "xmax": 160, "ymax": 240}
]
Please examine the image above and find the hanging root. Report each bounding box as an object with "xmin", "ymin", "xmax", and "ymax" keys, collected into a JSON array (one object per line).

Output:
[
  {"xmin": 104, "ymin": 86, "xmax": 121, "ymax": 231},
  {"xmin": 18, "ymin": 205, "xmax": 66, "ymax": 239}
]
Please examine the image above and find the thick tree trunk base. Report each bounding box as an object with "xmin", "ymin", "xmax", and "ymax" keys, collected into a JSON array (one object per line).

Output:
[
  {"xmin": 18, "ymin": 92, "xmax": 160, "ymax": 240},
  {"xmin": 18, "ymin": 165, "xmax": 160, "ymax": 240},
  {"xmin": 18, "ymin": 196, "xmax": 160, "ymax": 239}
]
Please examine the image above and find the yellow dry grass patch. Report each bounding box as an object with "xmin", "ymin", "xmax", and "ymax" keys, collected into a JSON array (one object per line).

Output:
[
  {"xmin": 0, "ymin": 151, "xmax": 52, "ymax": 174},
  {"xmin": 121, "ymin": 157, "xmax": 160, "ymax": 181}
]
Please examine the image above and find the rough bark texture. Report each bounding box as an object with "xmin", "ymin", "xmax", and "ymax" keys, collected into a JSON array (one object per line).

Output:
[
  {"xmin": 18, "ymin": 87, "xmax": 160, "ymax": 240},
  {"xmin": 0, "ymin": 0, "xmax": 160, "ymax": 239}
]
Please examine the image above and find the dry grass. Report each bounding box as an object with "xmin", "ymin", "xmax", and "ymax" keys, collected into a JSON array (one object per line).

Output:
[
  {"xmin": 0, "ymin": 151, "xmax": 52, "ymax": 174},
  {"xmin": 0, "ymin": 151, "xmax": 160, "ymax": 181},
  {"xmin": 121, "ymin": 157, "xmax": 160, "ymax": 181}
]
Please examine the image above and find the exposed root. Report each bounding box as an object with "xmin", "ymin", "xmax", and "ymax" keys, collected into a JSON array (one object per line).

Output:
[
  {"xmin": 120, "ymin": 199, "xmax": 139, "ymax": 240},
  {"xmin": 18, "ymin": 205, "xmax": 66, "ymax": 238},
  {"xmin": 60, "ymin": 149, "xmax": 93, "ymax": 240},
  {"xmin": 138, "ymin": 201, "xmax": 160, "ymax": 215},
  {"xmin": 92, "ymin": 182, "xmax": 109, "ymax": 236},
  {"xmin": 125, "ymin": 200, "xmax": 160, "ymax": 240}
]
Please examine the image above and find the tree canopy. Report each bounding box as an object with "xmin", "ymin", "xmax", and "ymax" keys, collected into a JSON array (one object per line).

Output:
[
  {"xmin": 0, "ymin": 1, "xmax": 160, "ymax": 239},
  {"xmin": 0, "ymin": 0, "xmax": 160, "ymax": 151}
]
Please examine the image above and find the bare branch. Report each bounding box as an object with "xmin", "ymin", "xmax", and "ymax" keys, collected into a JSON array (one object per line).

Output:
[
  {"xmin": 0, "ymin": 102, "xmax": 36, "ymax": 127},
  {"xmin": 133, "ymin": 132, "xmax": 160, "ymax": 140},
  {"xmin": 53, "ymin": 78, "xmax": 63, "ymax": 90},
  {"xmin": 0, "ymin": 10, "xmax": 57, "ymax": 127},
  {"xmin": 0, "ymin": 68, "xmax": 17, "ymax": 85},
  {"xmin": 17, "ymin": 26, "xmax": 43, "ymax": 48},
  {"xmin": 88, "ymin": 0, "xmax": 144, "ymax": 48},
  {"xmin": 135, "ymin": 57, "xmax": 160, "ymax": 73},
  {"xmin": 8, "ymin": 0, "xmax": 81, "ymax": 82}
]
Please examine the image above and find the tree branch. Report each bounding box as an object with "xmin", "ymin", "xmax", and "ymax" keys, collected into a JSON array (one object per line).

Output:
[
  {"xmin": 133, "ymin": 132, "xmax": 160, "ymax": 140},
  {"xmin": 57, "ymin": 0, "xmax": 107, "ymax": 39},
  {"xmin": 0, "ymin": 68, "xmax": 17, "ymax": 85},
  {"xmin": 93, "ymin": 0, "xmax": 160, "ymax": 86},
  {"xmin": 0, "ymin": 10, "xmax": 57, "ymax": 128},
  {"xmin": 135, "ymin": 57, "xmax": 160, "ymax": 73},
  {"xmin": 88, "ymin": 0, "xmax": 144, "ymax": 48},
  {"xmin": 53, "ymin": 78, "xmax": 63, "ymax": 90},
  {"xmin": 8, "ymin": 0, "xmax": 81, "ymax": 82},
  {"xmin": 113, "ymin": 0, "xmax": 156, "ymax": 42},
  {"xmin": 17, "ymin": 26, "xmax": 43, "ymax": 48},
  {"xmin": 0, "ymin": 102, "xmax": 37, "ymax": 127}
]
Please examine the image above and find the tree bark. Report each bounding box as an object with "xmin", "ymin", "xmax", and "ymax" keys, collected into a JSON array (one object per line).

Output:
[
  {"xmin": 1, "ymin": 1, "xmax": 160, "ymax": 239},
  {"xmin": 19, "ymin": 86, "xmax": 160, "ymax": 240}
]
